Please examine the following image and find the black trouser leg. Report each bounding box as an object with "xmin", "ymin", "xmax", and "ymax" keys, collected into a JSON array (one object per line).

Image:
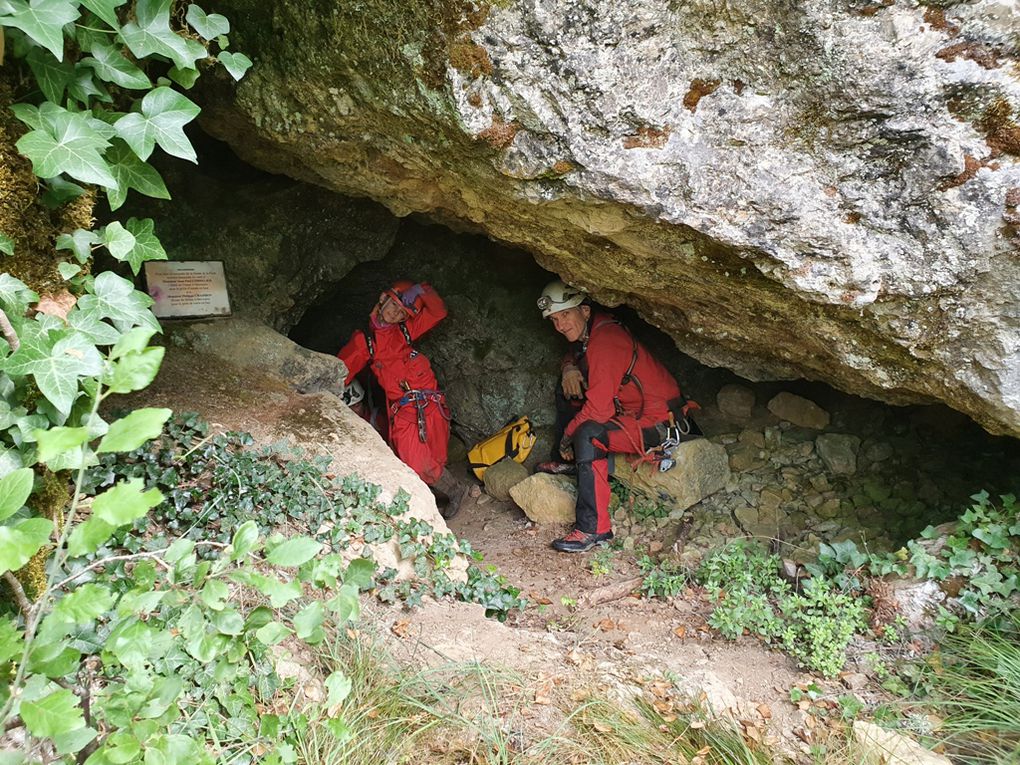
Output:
[{"xmin": 552, "ymin": 387, "xmax": 583, "ymax": 461}]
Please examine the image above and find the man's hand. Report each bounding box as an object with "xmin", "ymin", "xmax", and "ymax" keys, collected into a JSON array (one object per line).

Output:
[
  {"xmin": 561, "ymin": 364, "xmax": 585, "ymax": 399},
  {"xmin": 559, "ymin": 435, "xmax": 574, "ymax": 462}
]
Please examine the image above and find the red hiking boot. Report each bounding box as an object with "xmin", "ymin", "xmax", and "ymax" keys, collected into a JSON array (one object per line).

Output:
[{"xmin": 551, "ymin": 528, "xmax": 614, "ymax": 553}]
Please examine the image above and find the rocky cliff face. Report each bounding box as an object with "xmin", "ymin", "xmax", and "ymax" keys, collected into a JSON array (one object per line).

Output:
[{"xmin": 199, "ymin": 0, "xmax": 1020, "ymax": 437}]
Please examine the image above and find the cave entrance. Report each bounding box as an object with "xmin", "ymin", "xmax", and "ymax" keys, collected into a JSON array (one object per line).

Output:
[{"xmin": 288, "ymin": 218, "xmax": 1020, "ymax": 560}]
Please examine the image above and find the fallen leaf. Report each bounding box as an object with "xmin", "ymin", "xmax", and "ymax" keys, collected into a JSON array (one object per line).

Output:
[
  {"xmin": 596, "ymin": 618, "xmax": 616, "ymax": 632},
  {"xmin": 35, "ymin": 290, "xmax": 76, "ymax": 321},
  {"xmin": 757, "ymin": 703, "xmax": 772, "ymax": 719},
  {"xmin": 673, "ymin": 625, "xmax": 687, "ymax": 639},
  {"xmin": 592, "ymin": 720, "xmax": 612, "ymax": 733},
  {"xmin": 689, "ymin": 720, "xmax": 706, "ymax": 729},
  {"xmin": 391, "ymin": 619, "xmax": 411, "ymax": 638}
]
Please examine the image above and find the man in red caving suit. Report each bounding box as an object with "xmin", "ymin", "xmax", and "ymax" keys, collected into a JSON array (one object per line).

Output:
[
  {"xmin": 338, "ymin": 280, "xmax": 468, "ymax": 519},
  {"xmin": 535, "ymin": 279, "xmax": 699, "ymax": 552}
]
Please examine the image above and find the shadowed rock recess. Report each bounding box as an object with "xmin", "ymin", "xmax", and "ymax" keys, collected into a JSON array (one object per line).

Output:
[{"xmin": 198, "ymin": 0, "xmax": 1020, "ymax": 437}]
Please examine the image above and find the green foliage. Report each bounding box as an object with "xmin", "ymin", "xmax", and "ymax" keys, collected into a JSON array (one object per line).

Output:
[
  {"xmin": 83, "ymin": 412, "xmax": 528, "ymax": 620},
  {"xmin": 588, "ymin": 546, "xmax": 615, "ymax": 578},
  {"xmin": 609, "ymin": 477, "xmax": 674, "ymax": 524},
  {"xmin": 779, "ymin": 577, "xmax": 866, "ymax": 678},
  {"xmin": 638, "ymin": 554, "xmax": 688, "ymax": 599},
  {"xmin": 813, "ymin": 491, "xmax": 1020, "ymax": 624},
  {"xmin": 693, "ymin": 542, "xmax": 865, "ymax": 677}
]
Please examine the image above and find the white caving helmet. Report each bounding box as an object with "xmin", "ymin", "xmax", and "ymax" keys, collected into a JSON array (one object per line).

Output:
[
  {"xmin": 537, "ymin": 279, "xmax": 586, "ymax": 319},
  {"xmin": 342, "ymin": 379, "xmax": 365, "ymax": 407}
]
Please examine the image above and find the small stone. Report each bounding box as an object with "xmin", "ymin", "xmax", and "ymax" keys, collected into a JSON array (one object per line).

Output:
[
  {"xmin": 766, "ymin": 392, "xmax": 831, "ymax": 430},
  {"xmin": 622, "ymin": 536, "xmax": 636, "ymax": 551},
  {"xmin": 840, "ymin": 673, "xmax": 869, "ymax": 691},
  {"xmin": 728, "ymin": 443, "xmax": 767, "ymax": 472},
  {"xmin": 816, "ymin": 433, "xmax": 861, "ymax": 475},
  {"xmin": 817, "ymin": 498, "xmax": 841, "ymax": 518},
  {"xmin": 648, "ymin": 540, "xmax": 664, "ymax": 554},
  {"xmin": 809, "ymin": 473, "xmax": 831, "ymax": 492},
  {"xmin": 738, "ymin": 429, "xmax": 766, "ymax": 448},
  {"xmin": 863, "ymin": 441, "xmax": 894, "ymax": 463},
  {"xmin": 717, "ymin": 384, "xmax": 755, "ymax": 420},
  {"xmin": 764, "ymin": 426, "xmax": 782, "ymax": 449}
]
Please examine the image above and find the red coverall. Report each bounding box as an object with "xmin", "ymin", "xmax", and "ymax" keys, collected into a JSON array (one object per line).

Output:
[
  {"xmin": 337, "ymin": 285, "xmax": 450, "ymax": 486},
  {"xmin": 564, "ymin": 313, "xmax": 681, "ymax": 535}
]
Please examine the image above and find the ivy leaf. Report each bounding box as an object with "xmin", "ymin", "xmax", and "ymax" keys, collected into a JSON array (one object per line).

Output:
[
  {"xmin": 67, "ymin": 309, "xmax": 120, "ymax": 346},
  {"xmin": 76, "ymin": 271, "xmax": 158, "ymax": 332},
  {"xmin": 97, "ymin": 407, "xmax": 171, "ymax": 453},
  {"xmin": 105, "ymin": 141, "xmax": 170, "ymax": 212},
  {"xmin": 0, "ymin": 274, "xmax": 39, "ymax": 313},
  {"xmin": 107, "ymin": 347, "xmax": 167, "ymax": 393},
  {"xmin": 218, "ymin": 51, "xmax": 252, "ymax": 81},
  {"xmin": 343, "ymin": 558, "xmax": 376, "ymax": 590},
  {"xmin": 91, "ymin": 478, "xmax": 162, "ymax": 525},
  {"xmin": 25, "ymin": 47, "xmax": 73, "ymax": 103},
  {"xmin": 66, "ymin": 67, "xmax": 112, "ymax": 105},
  {"xmin": 15, "ymin": 109, "xmax": 118, "ymax": 189},
  {"xmin": 55, "ymin": 228, "xmax": 99, "ymax": 264},
  {"xmin": 34, "ymin": 425, "xmax": 88, "ymax": 463},
  {"xmin": 113, "ymin": 86, "xmax": 201, "ymax": 162},
  {"xmin": 20, "ymin": 687, "xmax": 84, "ymax": 737},
  {"xmin": 0, "ymin": 517, "xmax": 54, "ymax": 575},
  {"xmin": 34, "ymin": 332, "xmax": 104, "ymax": 415},
  {"xmin": 81, "ymin": 39, "xmax": 151, "ymax": 89},
  {"xmin": 266, "ymin": 537, "xmax": 322, "ymax": 567},
  {"xmin": 185, "ymin": 4, "xmax": 228, "ymax": 39},
  {"xmin": 0, "ymin": 467, "xmax": 34, "ymax": 522},
  {"xmin": 52, "ymin": 583, "xmax": 114, "ymax": 624},
  {"xmin": 120, "ymin": 0, "xmax": 206, "ymax": 72},
  {"xmin": 101, "ymin": 220, "xmax": 136, "ymax": 261},
  {"xmin": 58, "ymin": 262, "xmax": 81, "ymax": 280},
  {"xmin": 0, "ymin": 233, "xmax": 13, "ymax": 256},
  {"xmin": 167, "ymin": 65, "xmax": 199, "ymax": 89},
  {"xmin": 110, "ymin": 326, "xmax": 158, "ymax": 359},
  {"xmin": 2, "ymin": 0, "xmax": 80, "ymax": 61},
  {"xmin": 79, "ymin": 0, "xmax": 125, "ymax": 29},
  {"xmin": 124, "ymin": 217, "xmax": 167, "ymax": 267}
]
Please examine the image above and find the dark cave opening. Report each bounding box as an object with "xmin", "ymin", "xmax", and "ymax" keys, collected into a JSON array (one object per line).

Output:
[{"xmin": 136, "ymin": 129, "xmax": 1020, "ymax": 555}]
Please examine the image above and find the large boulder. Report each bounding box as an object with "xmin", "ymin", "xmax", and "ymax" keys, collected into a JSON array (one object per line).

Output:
[
  {"xmin": 613, "ymin": 439, "xmax": 731, "ymax": 513},
  {"xmin": 509, "ymin": 473, "xmax": 577, "ymax": 524},
  {"xmin": 851, "ymin": 721, "xmax": 952, "ymax": 765},
  {"xmin": 200, "ymin": 0, "xmax": 1020, "ymax": 438}
]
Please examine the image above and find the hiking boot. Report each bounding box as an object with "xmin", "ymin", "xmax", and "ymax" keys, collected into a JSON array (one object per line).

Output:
[
  {"xmin": 433, "ymin": 468, "xmax": 471, "ymax": 521},
  {"xmin": 551, "ymin": 528, "xmax": 614, "ymax": 553},
  {"xmin": 534, "ymin": 461, "xmax": 577, "ymax": 476}
]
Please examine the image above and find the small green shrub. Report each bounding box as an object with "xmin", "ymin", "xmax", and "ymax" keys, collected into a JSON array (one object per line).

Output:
[
  {"xmin": 638, "ymin": 555, "xmax": 688, "ymax": 599},
  {"xmin": 779, "ymin": 577, "xmax": 866, "ymax": 678}
]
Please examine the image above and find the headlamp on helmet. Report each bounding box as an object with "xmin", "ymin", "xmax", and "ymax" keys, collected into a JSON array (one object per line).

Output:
[
  {"xmin": 537, "ymin": 279, "xmax": 585, "ymax": 318},
  {"xmin": 343, "ymin": 379, "xmax": 365, "ymax": 407}
]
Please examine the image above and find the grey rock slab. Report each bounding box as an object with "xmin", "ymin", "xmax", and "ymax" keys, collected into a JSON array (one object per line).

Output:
[
  {"xmin": 767, "ymin": 393, "xmax": 831, "ymax": 430},
  {"xmin": 816, "ymin": 433, "xmax": 862, "ymax": 475},
  {"xmin": 613, "ymin": 439, "xmax": 732, "ymax": 514},
  {"xmin": 716, "ymin": 384, "xmax": 755, "ymax": 421},
  {"xmin": 852, "ymin": 721, "xmax": 952, "ymax": 765}
]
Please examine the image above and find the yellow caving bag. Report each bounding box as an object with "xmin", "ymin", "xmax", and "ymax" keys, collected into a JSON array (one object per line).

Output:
[{"xmin": 467, "ymin": 416, "xmax": 537, "ymax": 480}]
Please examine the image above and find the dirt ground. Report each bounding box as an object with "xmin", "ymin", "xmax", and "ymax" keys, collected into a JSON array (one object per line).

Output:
[{"xmin": 387, "ymin": 483, "xmax": 829, "ymax": 759}]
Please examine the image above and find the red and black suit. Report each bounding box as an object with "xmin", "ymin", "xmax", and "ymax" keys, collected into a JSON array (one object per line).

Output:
[
  {"xmin": 337, "ymin": 284, "xmax": 450, "ymax": 486},
  {"xmin": 562, "ymin": 312, "xmax": 682, "ymax": 535}
]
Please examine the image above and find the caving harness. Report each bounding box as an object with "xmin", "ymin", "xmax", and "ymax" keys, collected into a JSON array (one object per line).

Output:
[
  {"xmin": 580, "ymin": 316, "xmax": 702, "ymax": 472},
  {"xmin": 364, "ymin": 324, "xmax": 450, "ymax": 443}
]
